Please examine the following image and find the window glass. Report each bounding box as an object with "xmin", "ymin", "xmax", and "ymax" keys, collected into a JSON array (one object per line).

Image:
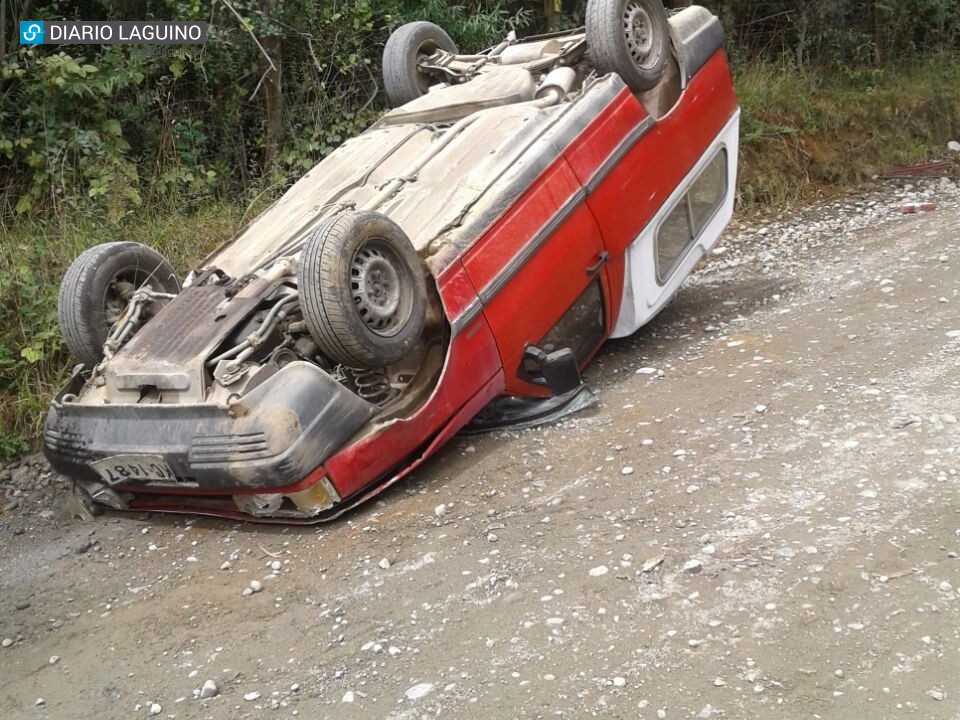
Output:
[
  {"xmin": 689, "ymin": 151, "xmax": 727, "ymax": 234},
  {"xmin": 656, "ymin": 201, "xmax": 692, "ymax": 281},
  {"xmin": 520, "ymin": 280, "xmax": 605, "ymax": 383},
  {"xmin": 656, "ymin": 150, "xmax": 727, "ymax": 282}
]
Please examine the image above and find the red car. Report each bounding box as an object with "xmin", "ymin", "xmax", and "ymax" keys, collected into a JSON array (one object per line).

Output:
[{"xmin": 44, "ymin": 1, "xmax": 739, "ymax": 522}]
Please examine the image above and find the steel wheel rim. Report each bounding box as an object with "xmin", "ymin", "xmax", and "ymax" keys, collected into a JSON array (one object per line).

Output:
[
  {"xmin": 623, "ymin": 1, "xmax": 657, "ymax": 70},
  {"xmin": 350, "ymin": 238, "xmax": 409, "ymax": 337}
]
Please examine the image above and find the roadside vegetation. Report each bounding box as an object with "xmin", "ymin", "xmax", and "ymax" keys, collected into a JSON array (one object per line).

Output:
[{"xmin": 1, "ymin": 0, "xmax": 959, "ymax": 456}]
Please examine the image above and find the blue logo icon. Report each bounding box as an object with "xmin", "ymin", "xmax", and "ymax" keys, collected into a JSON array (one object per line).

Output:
[{"xmin": 20, "ymin": 20, "xmax": 44, "ymax": 45}]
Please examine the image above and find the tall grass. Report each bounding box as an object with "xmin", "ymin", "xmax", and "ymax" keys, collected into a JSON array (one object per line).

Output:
[
  {"xmin": 0, "ymin": 202, "xmax": 247, "ymax": 456},
  {"xmin": 735, "ymin": 59, "xmax": 960, "ymax": 207}
]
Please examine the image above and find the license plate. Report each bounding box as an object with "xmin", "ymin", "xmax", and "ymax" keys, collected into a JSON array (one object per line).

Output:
[{"xmin": 92, "ymin": 454, "xmax": 178, "ymax": 486}]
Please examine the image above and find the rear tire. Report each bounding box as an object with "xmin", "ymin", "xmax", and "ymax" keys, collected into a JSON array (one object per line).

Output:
[
  {"xmin": 57, "ymin": 242, "xmax": 180, "ymax": 367},
  {"xmin": 383, "ymin": 21, "xmax": 459, "ymax": 107},
  {"xmin": 586, "ymin": 0, "xmax": 670, "ymax": 92},
  {"xmin": 298, "ymin": 211, "xmax": 428, "ymax": 369}
]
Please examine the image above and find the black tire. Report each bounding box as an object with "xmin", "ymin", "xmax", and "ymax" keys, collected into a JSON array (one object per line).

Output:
[
  {"xmin": 586, "ymin": 0, "xmax": 670, "ymax": 92},
  {"xmin": 57, "ymin": 242, "xmax": 180, "ymax": 367},
  {"xmin": 299, "ymin": 211, "xmax": 428, "ymax": 369},
  {"xmin": 382, "ymin": 21, "xmax": 458, "ymax": 107}
]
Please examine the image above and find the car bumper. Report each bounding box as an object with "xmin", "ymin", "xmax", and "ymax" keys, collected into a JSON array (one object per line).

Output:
[{"xmin": 44, "ymin": 361, "xmax": 375, "ymax": 518}]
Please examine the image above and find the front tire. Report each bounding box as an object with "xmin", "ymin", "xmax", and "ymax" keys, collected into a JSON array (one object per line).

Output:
[
  {"xmin": 586, "ymin": 0, "xmax": 670, "ymax": 92},
  {"xmin": 57, "ymin": 241, "xmax": 180, "ymax": 367},
  {"xmin": 382, "ymin": 21, "xmax": 459, "ymax": 107},
  {"xmin": 298, "ymin": 211, "xmax": 428, "ymax": 369}
]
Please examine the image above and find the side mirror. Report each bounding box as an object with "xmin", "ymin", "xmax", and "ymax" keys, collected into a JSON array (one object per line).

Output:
[{"xmin": 522, "ymin": 345, "xmax": 582, "ymax": 396}]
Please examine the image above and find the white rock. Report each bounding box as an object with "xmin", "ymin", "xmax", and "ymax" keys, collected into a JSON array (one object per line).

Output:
[
  {"xmin": 342, "ymin": 691, "xmax": 355, "ymax": 703},
  {"xmin": 947, "ymin": 330, "xmax": 960, "ymax": 339},
  {"xmin": 243, "ymin": 691, "xmax": 261, "ymax": 701},
  {"xmin": 199, "ymin": 679, "xmax": 219, "ymax": 698},
  {"xmin": 405, "ymin": 682, "xmax": 435, "ymax": 700},
  {"xmin": 686, "ymin": 484, "xmax": 700, "ymax": 494},
  {"xmin": 948, "ymin": 140, "xmax": 960, "ymax": 152},
  {"xmin": 48, "ymin": 655, "xmax": 59, "ymax": 665},
  {"xmin": 388, "ymin": 646, "xmax": 402, "ymax": 656},
  {"xmin": 1, "ymin": 638, "xmax": 13, "ymax": 648},
  {"xmin": 378, "ymin": 558, "xmax": 391, "ymax": 570},
  {"xmin": 928, "ymin": 689, "xmax": 945, "ymax": 701},
  {"xmin": 636, "ymin": 367, "xmax": 658, "ymax": 375},
  {"xmin": 219, "ymin": 561, "xmax": 232, "ymax": 571},
  {"xmin": 589, "ymin": 565, "xmax": 609, "ymax": 577},
  {"xmin": 755, "ymin": 404, "xmax": 768, "ymax": 414},
  {"xmin": 612, "ymin": 676, "xmax": 626, "ymax": 687},
  {"xmin": 149, "ymin": 703, "xmax": 162, "ymax": 715},
  {"xmin": 249, "ymin": 580, "xmax": 263, "ymax": 593},
  {"xmin": 270, "ymin": 560, "xmax": 282, "ymax": 572},
  {"xmin": 683, "ymin": 559, "xmax": 703, "ymax": 574},
  {"xmin": 434, "ymin": 504, "xmax": 448, "ymax": 517},
  {"xmin": 621, "ymin": 466, "xmax": 634, "ymax": 476},
  {"xmin": 641, "ymin": 554, "xmax": 665, "ymax": 572}
]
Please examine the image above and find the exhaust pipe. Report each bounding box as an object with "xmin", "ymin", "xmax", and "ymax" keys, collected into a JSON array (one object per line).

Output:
[{"xmin": 534, "ymin": 66, "xmax": 578, "ymax": 106}]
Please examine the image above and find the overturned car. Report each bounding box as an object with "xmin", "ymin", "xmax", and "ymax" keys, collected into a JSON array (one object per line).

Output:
[{"xmin": 44, "ymin": 0, "xmax": 740, "ymax": 522}]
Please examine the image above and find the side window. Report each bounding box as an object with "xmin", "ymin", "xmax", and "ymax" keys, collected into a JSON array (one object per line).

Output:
[
  {"xmin": 656, "ymin": 150, "xmax": 727, "ymax": 282},
  {"xmin": 520, "ymin": 279, "xmax": 605, "ymax": 383}
]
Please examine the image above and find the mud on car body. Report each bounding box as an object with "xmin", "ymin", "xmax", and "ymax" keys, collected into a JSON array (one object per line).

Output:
[{"xmin": 44, "ymin": 1, "xmax": 740, "ymax": 522}]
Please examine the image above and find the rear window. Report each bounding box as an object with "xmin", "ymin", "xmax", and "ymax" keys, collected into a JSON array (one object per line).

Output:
[{"xmin": 656, "ymin": 150, "xmax": 727, "ymax": 282}]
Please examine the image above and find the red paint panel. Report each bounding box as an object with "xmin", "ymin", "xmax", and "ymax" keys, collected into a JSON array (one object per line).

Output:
[
  {"xmin": 485, "ymin": 201, "xmax": 605, "ymax": 395},
  {"xmin": 584, "ymin": 52, "xmax": 738, "ymax": 257},
  {"xmin": 461, "ymin": 161, "xmax": 582, "ymax": 290},
  {"xmin": 330, "ymin": 372, "xmax": 504, "ymax": 514},
  {"xmin": 323, "ymin": 310, "xmax": 503, "ymax": 498},
  {"xmin": 435, "ymin": 260, "xmax": 479, "ymax": 320},
  {"xmin": 564, "ymin": 88, "xmax": 649, "ymax": 184}
]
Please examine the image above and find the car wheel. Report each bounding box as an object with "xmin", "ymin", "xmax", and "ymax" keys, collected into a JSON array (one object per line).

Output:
[
  {"xmin": 298, "ymin": 211, "xmax": 428, "ymax": 369},
  {"xmin": 586, "ymin": 0, "xmax": 670, "ymax": 92},
  {"xmin": 58, "ymin": 241, "xmax": 180, "ymax": 367},
  {"xmin": 382, "ymin": 21, "xmax": 459, "ymax": 107}
]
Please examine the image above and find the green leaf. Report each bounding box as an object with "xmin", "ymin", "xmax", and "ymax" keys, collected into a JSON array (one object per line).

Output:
[{"xmin": 20, "ymin": 344, "xmax": 43, "ymax": 363}]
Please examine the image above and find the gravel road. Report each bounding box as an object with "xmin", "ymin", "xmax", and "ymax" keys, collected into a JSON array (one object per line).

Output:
[{"xmin": 2, "ymin": 178, "xmax": 959, "ymax": 719}]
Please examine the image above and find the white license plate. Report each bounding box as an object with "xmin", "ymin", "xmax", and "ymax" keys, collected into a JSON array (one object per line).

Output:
[{"xmin": 92, "ymin": 454, "xmax": 178, "ymax": 486}]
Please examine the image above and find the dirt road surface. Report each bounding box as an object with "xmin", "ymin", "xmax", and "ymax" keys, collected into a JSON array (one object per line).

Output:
[{"xmin": 2, "ymin": 183, "xmax": 959, "ymax": 719}]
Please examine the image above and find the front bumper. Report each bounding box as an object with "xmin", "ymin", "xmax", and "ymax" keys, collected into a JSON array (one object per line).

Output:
[{"xmin": 44, "ymin": 361, "xmax": 375, "ymax": 513}]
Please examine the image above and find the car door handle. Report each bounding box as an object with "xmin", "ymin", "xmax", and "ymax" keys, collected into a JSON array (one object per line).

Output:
[{"xmin": 586, "ymin": 251, "xmax": 609, "ymax": 276}]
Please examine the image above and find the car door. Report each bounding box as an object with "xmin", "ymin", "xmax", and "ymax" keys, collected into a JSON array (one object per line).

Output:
[{"xmin": 462, "ymin": 158, "xmax": 609, "ymax": 395}]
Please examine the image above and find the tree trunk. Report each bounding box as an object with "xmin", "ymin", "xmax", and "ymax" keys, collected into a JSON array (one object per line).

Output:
[
  {"xmin": 260, "ymin": 33, "xmax": 283, "ymax": 174},
  {"xmin": 258, "ymin": 0, "xmax": 282, "ymax": 176}
]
